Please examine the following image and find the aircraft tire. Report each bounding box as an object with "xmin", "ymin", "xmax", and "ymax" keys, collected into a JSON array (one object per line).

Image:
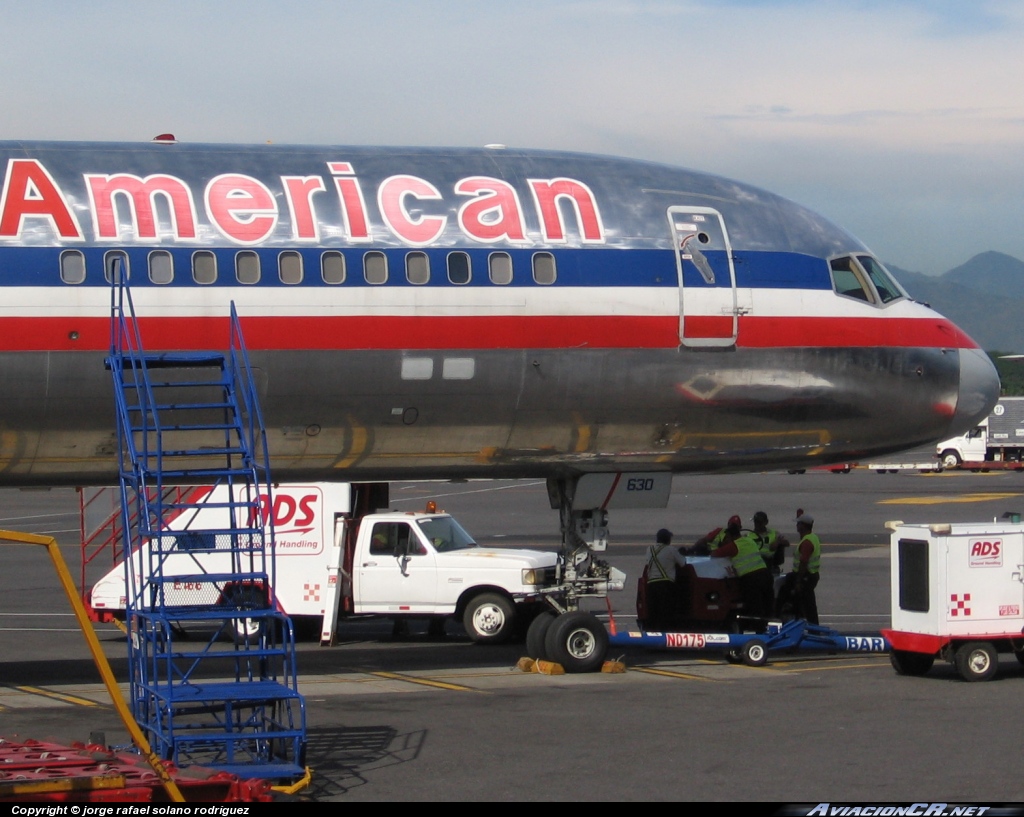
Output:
[
  {"xmin": 889, "ymin": 649, "xmax": 934, "ymax": 676},
  {"xmin": 526, "ymin": 611, "xmax": 556, "ymax": 660},
  {"xmin": 463, "ymin": 592, "xmax": 515, "ymax": 644},
  {"xmin": 955, "ymin": 641, "xmax": 998, "ymax": 682},
  {"xmin": 543, "ymin": 611, "xmax": 608, "ymax": 673}
]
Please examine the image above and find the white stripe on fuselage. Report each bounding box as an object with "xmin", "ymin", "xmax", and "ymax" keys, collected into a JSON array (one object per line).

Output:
[{"xmin": 0, "ymin": 284, "xmax": 942, "ymax": 322}]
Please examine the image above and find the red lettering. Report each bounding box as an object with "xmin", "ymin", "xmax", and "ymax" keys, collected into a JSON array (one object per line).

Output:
[
  {"xmin": 971, "ymin": 540, "xmax": 1001, "ymax": 557},
  {"xmin": 455, "ymin": 176, "xmax": 527, "ymax": 243},
  {"xmin": 378, "ymin": 174, "xmax": 447, "ymax": 246},
  {"xmin": 273, "ymin": 494, "xmax": 297, "ymax": 525},
  {"xmin": 528, "ymin": 177, "xmax": 605, "ymax": 244},
  {"xmin": 86, "ymin": 173, "xmax": 197, "ymax": 240},
  {"xmin": 281, "ymin": 175, "xmax": 326, "ymax": 241},
  {"xmin": 250, "ymin": 494, "xmax": 273, "ymax": 526},
  {"xmin": 296, "ymin": 494, "xmax": 317, "ymax": 527},
  {"xmin": 329, "ymin": 163, "xmax": 370, "ymax": 242},
  {"xmin": 205, "ymin": 173, "xmax": 278, "ymax": 245},
  {"xmin": 0, "ymin": 158, "xmax": 82, "ymax": 239}
]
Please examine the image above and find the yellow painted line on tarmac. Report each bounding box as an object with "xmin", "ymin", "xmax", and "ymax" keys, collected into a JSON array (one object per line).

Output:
[
  {"xmin": 778, "ymin": 660, "xmax": 890, "ymax": 673},
  {"xmin": 631, "ymin": 666, "xmax": 717, "ymax": 681},
  {"xmin": 12, "ymin": 686, "xmax": 102, "ymax": 707},
  {"xmin": 370, "ymin": 671, "xmax": 485, "ymax": 693},
  {"xmin": 879, "ymin": 492, "xmax": 1022, "ymax": 505}
]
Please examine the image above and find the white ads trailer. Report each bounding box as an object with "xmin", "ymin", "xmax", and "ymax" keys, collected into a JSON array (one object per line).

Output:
[{"xmin": 883, "ymin": 519, "xmax": 1024, "ymax": 681}]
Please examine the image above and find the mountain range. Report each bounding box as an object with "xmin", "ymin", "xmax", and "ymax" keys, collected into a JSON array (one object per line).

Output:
[{"xmin": 886, "ymin": 251, "xmax": 1024, "ymax": 353}]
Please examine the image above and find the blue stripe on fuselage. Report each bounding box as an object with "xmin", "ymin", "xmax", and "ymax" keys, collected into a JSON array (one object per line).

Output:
[{"xmin": 0, "ymin": 246, "xmax": 833, "ymax": 289}]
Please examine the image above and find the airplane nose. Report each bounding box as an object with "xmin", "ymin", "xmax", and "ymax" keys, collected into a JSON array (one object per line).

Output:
[{"xmin": 950, "ymin": 347, "xmax": 1000, "ymax": 436}]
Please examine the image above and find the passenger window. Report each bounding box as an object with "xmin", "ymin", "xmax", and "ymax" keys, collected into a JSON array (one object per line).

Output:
[
  {"xmin": 406, "ymin": 251, "xmax": 430, "ymax": 285},
  {"xmin": 364, "ymin": 251, "xmax": 388, "ymax": 284},
  {"xmin": 104, "ymin": 250, "xmax": 129, "ymax": 283},
  {"xmin": 60, "ymin": 250, "xmax": 86, "ymax": 284},
  {"xmin": 192, "ymin": 251, "xmax": 217, "ymax": 285},
  {"xmin": 532, "ymin": 252, "xmax": 556, "ymax": 285},
  {"xmin": 321, "ymin": 251, "xmax": 345, "ymax": 284},
  {"xmin": 236, "ymin": 251, "xmax": 260, "ymax": 285},
  {"xmin": 829, "ymin": 257, "xmax": 873, "ymax": 303},
  {"xmin": 148, "ymin": 250, "xmax": 173, "ymax": 285},
  {"xmin": 447, "ymin": 252, "xmax": 471, "ymax": 285},
  {"xmin": 488, "ymin": 252, "xmax": 513, "ymax": 285},
  {"xmin": 279, "ymin": 251, "xmax": 303, "ymax": 284}
]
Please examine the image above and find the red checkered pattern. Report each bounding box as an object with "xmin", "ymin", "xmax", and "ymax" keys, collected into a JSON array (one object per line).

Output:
[
  {"xmin": 950, "ymin": 593, "xmax": 971, "ymax": 616},
  {"xmin": 304, "ymin": 582, "xmax": 321, "ymax": 602}
]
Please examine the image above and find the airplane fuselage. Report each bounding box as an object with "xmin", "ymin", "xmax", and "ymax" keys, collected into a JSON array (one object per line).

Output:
[{"xmin": 0, "ymin": 141, "xmax": 999, "ymax": 485}]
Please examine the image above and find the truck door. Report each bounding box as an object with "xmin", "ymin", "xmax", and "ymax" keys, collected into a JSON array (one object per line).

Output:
[
  {"xmin": 356, "ymin": 521, "xmax": 438, "ymax": 612},
  {"xmin": 668, "ymin": 206, "xmax": 739, "ymax": 347}
]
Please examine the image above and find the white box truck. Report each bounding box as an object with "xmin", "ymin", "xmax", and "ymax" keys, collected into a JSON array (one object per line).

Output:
[
  {"xmin": 936, "ymin": 396, "xmax": 1024, "ymax": 470},
  {"xmin": 88, "ymin": 482, "xmax": 562, "ymax": 644},
  {"xmin": 883, "ymin": 518, "xmax": 1024, "ymax": 681}
]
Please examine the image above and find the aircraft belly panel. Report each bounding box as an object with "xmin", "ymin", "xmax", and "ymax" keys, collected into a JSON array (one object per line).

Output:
[{"xmin": 0, "ymin": 346, "xmax": 960, "ymax": 484}]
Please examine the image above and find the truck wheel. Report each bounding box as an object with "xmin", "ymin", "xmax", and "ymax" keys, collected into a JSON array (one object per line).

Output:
[
  {"xmin": 940, "ymin": 450, "xmax": 962, "ymax": 469},
  {"xmin": 463, "ymin": 593, "xmax": 515, "ymax": 644},
  {"xmin": 955, "ymin": 641, "xmax": 998, "ymax": 682},
  {"xmin": 543, "ymin": 611, "xmax": 608, "ymax": 673},
  {"xmin": 224, "ymin": 586, "xmax": 267, "ymax": 640},
  {"xmin": 741, "ymin": 639, "xmax": 768, "ymax": 667},
  {"xmin": 889, "ymin": 649, "xmax": 934, "ymax": 676},
  {"xmin": 526, "ymin": 611, "xmax": 555, "ymax": 660}
]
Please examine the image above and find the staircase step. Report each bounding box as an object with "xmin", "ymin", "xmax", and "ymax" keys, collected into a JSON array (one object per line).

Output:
[
  {"xmin": 122, "ymin": 353, "xmax": 227, "ymax": 369},
  {"xmin": 127, "ymin": 402, "xmax": 236, "ymax": 412}
]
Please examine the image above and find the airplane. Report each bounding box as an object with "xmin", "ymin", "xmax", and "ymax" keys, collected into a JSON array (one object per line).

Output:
[{"xmin": 0, "ymin": 137, "xmax": 1000, "ymax": 660}]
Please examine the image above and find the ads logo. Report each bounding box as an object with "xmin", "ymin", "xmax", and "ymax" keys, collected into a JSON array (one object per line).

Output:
[
  {"xmin": 249, "ymin": 492, "xmax": 319, "ymax": 533},
  {"xmin": 968, "ymin": 539, "xmax": 1002, "ymax": 567}
]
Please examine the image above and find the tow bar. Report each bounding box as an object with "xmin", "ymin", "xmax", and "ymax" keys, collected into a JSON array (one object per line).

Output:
[{"xmin": 608, "ymin": 619, "xmax": 890, "ymax": 667}]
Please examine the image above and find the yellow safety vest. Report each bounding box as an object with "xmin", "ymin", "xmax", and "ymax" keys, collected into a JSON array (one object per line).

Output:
[
  {"xmin": 732, "ymin": 535, "xmax": 766, "ymax": 577},
  {"xmin": 793, "ymin": 533, "xmax": 821, "ymax": 574}
]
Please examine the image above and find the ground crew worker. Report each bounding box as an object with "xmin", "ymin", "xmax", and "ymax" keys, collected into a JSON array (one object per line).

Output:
[
  {"xmin": 776, "ymin": 513, "xmax": 821, "ymax": 624},
  {"xmin": 752, "ymin": 511, "xmax": 789, "ymax": 575},
  {"xmin": 692, "ymin": 514, "xmax": 743, "ymax": 556},
  {"xmin": 710, "ymin": 528, "xmax": 774, "ymax": 621},
  {"xmin": 643, "ymin": 528, "xmax": 687, "ymax": 628}
]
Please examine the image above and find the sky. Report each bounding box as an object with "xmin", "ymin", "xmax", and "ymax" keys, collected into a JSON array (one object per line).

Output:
[{"xmin": 0, "ymin": 0, "xmax": 1021, "ymax": 275}]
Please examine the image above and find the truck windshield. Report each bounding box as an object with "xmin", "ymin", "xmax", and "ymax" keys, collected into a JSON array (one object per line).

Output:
[{"xmin": 418, "ymin": 516, "xmax": 478, "ymax": 553}]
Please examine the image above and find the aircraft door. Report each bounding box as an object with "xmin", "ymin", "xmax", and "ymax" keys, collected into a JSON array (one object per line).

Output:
[{"xmin": 668, "ymin": 206, "xmax": 738, "ymax": 347}]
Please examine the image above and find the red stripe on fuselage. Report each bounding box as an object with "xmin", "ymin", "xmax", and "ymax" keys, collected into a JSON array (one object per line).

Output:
[
  {"xmin": 0, "ymin": 314, "xmax": 977, "ymax": 352},
  {"xmin": 734, "ymin": 315, "xmax": 978, "ymax": 349}
]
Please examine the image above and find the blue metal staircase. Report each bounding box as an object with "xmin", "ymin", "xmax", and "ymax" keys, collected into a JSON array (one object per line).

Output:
[{"xmin": 107, "ymin": 269, "xmax": 306, "ymax": 779}]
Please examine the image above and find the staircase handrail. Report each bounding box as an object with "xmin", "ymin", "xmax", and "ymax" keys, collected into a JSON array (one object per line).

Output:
[{"xmin": 108, "ymin": 263, "xmax": 163, "ymax": 490}]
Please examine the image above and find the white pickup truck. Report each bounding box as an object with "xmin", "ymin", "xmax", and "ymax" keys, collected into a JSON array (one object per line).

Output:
[{"xmin": 88, "ymin": 482, "xmax": 560, "ymax": 643}]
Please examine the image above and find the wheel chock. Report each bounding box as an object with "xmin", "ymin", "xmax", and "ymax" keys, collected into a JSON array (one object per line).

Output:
[
  {"xmin": 516, "ymin": 657, "xmax": 565, "ymax": 675},
  {"xmin": 601, "ymin": 659, "xmax": 626, "ymax": 673}
]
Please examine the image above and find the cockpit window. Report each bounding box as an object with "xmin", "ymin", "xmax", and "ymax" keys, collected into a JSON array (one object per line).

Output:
[
  {"xmin": 856, "ymin": 255, "xmax": 904, "ymax": 304},
  {"xmin": 829, "ymin": 255, "xmax": 905, "ymax": 306}
]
